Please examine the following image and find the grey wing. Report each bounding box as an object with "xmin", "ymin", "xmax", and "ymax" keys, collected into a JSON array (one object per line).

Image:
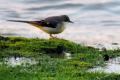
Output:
[
  {"xmin": 29, "ymin": 20, "xmax": 58, "ymax": 28},
  {"xmin": 46, "ymin": 20, "xmax": 59, "ymax": 28},
  {"xmin": 39, "ymin": 20, "xmax": 59, "ymax": 28},
  {"xmin": 34, "ymin": 16, "xmax": 62, "ymax": 28},
  {"xmin": 44, "ymin": 16, "xmax": 63, "ymax": 28}
]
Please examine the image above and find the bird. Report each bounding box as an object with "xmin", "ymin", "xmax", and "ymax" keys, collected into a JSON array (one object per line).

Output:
[{"xmin": 7, "ymin": 15, "xmax": 73, "ymax": 38}]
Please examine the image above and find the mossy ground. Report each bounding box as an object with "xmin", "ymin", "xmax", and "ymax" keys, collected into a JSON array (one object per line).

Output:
[{"xmin": 0, "ymin": 36, "xmax": 120, "ymax": 80}]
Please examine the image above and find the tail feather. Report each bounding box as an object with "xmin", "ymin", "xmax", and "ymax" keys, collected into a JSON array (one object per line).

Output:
[
  {"xmin": 7, "ymin": 20, "xmax": 45, "ymax": 27},
  {"xmin": 7, "ymin": 20, "xmax": 30, "ymax": 23}
]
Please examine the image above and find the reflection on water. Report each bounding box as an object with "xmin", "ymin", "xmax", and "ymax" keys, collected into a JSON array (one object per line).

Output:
[
  {"xmin": 4, "ymin": 57, "xmax": 37, "ymax": 67},
  {"xmin": 64, "ymin": 52, "xmax": 72, "ymax": 59},
  {"xmin": 0, "ymin": 0, "xmax": 120, "ymax": 49},
  {"xmin": 1, "ymin": 53, "xmax": 71, "ymax": 67},
  {"xmin": 88, "ymin": 57, "xmax": 120, "ymax": 74}
]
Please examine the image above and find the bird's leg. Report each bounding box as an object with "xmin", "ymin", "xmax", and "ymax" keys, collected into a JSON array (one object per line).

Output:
[
  {"xmin": 49, "ymin": 34, "xmax": 57, "ymax": 39},
  {"xmin": 49, "ymin": 34, "xmax": 54, "ymax": 38}
]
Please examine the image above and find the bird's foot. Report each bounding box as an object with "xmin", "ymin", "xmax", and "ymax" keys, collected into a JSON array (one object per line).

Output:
[{"xmin": 49, "ymin": 36, "xmax": 58, "ymax": 39}]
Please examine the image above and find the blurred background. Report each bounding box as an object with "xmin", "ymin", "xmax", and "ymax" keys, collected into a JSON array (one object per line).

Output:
[{"xmin": 0, "ymin": 0, "xmax": 120, "ymax": 49}]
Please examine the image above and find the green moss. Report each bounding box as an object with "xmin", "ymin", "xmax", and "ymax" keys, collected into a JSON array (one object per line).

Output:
[
  {"xmin": 0, "ymin": 36, "xmax": 120, "ymax": 80},
  {"xmin": 0, "ymin": 37, "xmax": 82, "ymax": 57}
]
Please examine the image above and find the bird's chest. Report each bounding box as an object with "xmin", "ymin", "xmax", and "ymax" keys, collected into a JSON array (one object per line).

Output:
[
  {"xmin": 56, "ymin": 23, "xmax": 65, "ymax": 31},
  {"xmin": 42, "ymin": 23, "xmax": 65, "ymax": 34}
]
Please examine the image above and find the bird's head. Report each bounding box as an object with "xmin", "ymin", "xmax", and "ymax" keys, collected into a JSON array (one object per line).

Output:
[{"xmin": 61, "ymin": 15, "xmax": 73, "ymax": 23}]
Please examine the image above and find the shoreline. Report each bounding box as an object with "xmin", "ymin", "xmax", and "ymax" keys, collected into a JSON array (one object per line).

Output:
[{"xmin": 1, "ymin": 35, "xmax": 120, "ymax": 50}]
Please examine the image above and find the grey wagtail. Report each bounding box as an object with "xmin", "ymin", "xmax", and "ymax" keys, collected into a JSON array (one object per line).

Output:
[{"xmin": 8, "ymin": 15, "xmax": 73, "ymax": 38}]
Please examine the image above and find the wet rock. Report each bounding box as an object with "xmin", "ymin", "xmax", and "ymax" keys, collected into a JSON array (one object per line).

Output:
[{"xmin": 103, "ymin": 54, "xmax": 109, "ymax": 61}]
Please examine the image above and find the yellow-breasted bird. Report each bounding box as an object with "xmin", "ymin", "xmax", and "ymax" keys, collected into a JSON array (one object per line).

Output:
[{"xmin": 8, "ymin": 15, "xmax": 73, "ymax": 38}]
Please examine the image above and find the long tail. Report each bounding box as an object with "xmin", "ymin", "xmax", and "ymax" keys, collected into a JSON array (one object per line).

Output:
[{"xmin": 7, "ymin": 20, "xmax": 31, "ymax": 23}]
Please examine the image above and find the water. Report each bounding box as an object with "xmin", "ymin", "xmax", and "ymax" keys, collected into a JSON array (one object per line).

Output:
[
  {"xmin": 3, "ymin": 57, "xmax": 37, "ymax": 67},
  {"xmin": 88, "ymin": 57, "xmax": 120, "ymax": 74},
  {"xmin": 1, "ymin": 53, "xmax": 71, "ymax": 67},
  {"xmin": 0, "ymin": 0, "xmax": 120, "ymax": 49}
]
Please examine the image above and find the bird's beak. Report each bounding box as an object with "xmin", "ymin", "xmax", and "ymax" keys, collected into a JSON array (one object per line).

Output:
[{"xmin": 69, "ymin": 21, "xmax": 74, "ymax": 23}]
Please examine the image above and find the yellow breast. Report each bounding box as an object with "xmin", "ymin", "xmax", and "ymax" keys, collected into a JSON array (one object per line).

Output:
[{"xmin": 30, "ymin": 23, "xmax": 65, "ymax": 34}]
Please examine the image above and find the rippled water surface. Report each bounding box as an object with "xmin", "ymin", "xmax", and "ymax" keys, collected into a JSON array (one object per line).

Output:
[
  {"xmin": 0, "ymin": 0, "xmax": 120, "ymax": 48},
  {"xmin": 88, "ymin": 57, "xmax": 120, "ymax": 74}
]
